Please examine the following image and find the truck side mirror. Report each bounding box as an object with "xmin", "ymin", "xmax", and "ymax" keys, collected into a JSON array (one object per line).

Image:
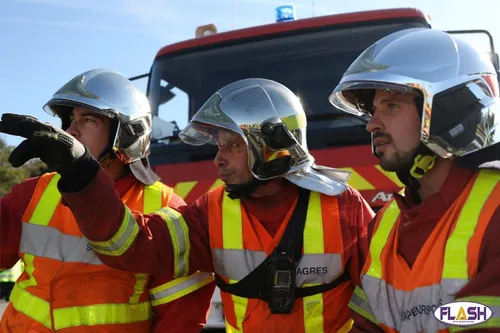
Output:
[{"xmin": 151, "ymin": 116, "xmax": 179, "ymax": 142}]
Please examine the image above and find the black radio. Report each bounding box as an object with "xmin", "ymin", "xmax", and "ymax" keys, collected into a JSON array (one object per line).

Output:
[{"xmin": 268, "ymin": 251, "xmax": 296, "ymax": 314}]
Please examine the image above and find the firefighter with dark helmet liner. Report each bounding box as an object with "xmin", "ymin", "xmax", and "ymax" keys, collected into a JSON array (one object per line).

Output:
[
  {"xmin": 329, "ymin": 28, "xmax": 500, "ymax": 332},
  {"xmin": 4, "ymin": 77, "xmax": 376, "ymax": 333},
  {"xmin": 179, "ymin": 78, "xmax": 352, "ymax": 197},
  {"xmin": 0, "ymin": 69, "xmax": 215, "ymax": 333}
]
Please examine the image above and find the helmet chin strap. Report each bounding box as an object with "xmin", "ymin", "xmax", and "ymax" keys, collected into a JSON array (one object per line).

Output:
[
  {"xmin": 97, "ymin": 149, "xmax": 117, "ymax": 169},
  {"xmin": 225, "ymin": 178, "xmax": 270, "ymax": 199},
  {"xmin": 395, "ymin": 145, "xmax": 436, "ymax": 204},
  {"xmin": 97, "ymin": 118, "xmax": 120, "ymax": 169}
]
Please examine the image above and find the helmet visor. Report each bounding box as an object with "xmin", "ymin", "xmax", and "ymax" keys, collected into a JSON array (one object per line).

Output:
[
  {"xmin": 179, "ymin": 85, "xmax": 285, "ymax": 147},
  {"xmin": 329, "ymin": 81, "xmax": 421, "ymax": 116},
  {"xmin": 179, "ymin": 93, "xmax": 244, "ymax": 146}
]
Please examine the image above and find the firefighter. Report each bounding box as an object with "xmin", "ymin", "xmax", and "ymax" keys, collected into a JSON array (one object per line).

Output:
[
  {"xmin": 0, "ymin": 78, "xmax": 375, "ymax": 332},
  {"xmin": 0, "ymin": 69, "xmax": 215, "ymax": 332},
  {"xmin": 328, "ymin": 28, "xmax": 500, "ymax": 332},
  {"xmin": 0, "ymin": 260, "xmax": 23, "ymax": 300}
]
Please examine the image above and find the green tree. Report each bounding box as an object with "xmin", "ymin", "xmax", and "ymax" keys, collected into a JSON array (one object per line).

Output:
[{"xmin": 0, "ymin": 138, "xmax": 49, "ymax": 196}]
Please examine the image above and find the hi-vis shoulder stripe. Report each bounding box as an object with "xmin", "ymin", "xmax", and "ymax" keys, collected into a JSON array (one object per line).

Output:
[
  {"xmin": 88, "ymin": 206, "xmax": 139, "ymax": 256},
  {"xmin": 171, "ymin": 166, "xmax": 403, "ymax": 199},
  {"xmin": 154, "ymin": 207, "xmax": 190, "ymax": 278}
]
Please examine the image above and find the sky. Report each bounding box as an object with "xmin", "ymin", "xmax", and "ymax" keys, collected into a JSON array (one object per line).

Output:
[{"xmin": 1, "ymin": 0, "xmax": 499, "ymax": 147}]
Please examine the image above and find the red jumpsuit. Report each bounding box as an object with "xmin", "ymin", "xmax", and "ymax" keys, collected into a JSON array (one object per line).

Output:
[
  {"xmin": 0, "ymin": 173, "xmax": 215, "ymax": 333},
  {"xmin": 351, "ymin": 164, "xmax": 500, "ymax": 333},
  {"xmin": 60, "ymin": 167, "xmax": 375, "ymax": 327}
]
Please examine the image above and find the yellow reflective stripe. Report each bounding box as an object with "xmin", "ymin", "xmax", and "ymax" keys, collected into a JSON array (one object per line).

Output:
[
  {"xmin": 366, "ymin": 201, "xmax": 399, "ymax": 279},
  {"xmin": 53, "ymin": 302, "xmax": 151, "ymax": 330},
  {"xmin": 155, "ymin": 207, "xmax": 190, "ymax": 278},
  {"xmin": 375, "ymin": 165, "xmax": 405, "ymax": 187},
  {"xmin": 336, "ymin": 319, "xmax": 354, "ymax": 333},
  {"xmin": 348, "ymin": 286, "xmax": 378, "ymax": 324},
  {"xmin": 222, "ymin": 193, "xmax": 243, "ymax": 249},
  {"xmin": 303, "ymin": 191, "xmax": 325, "ymax": 333},
  {"xmin": 226, "ymin": 322, "xmax": 242, "ymax": 333},
  {"xmin": 338, "ymin": 167, "xmax": 374, "ymax": 190},
  {"xmin": 88, "ymin": 206, "xmax": 139, "ymax": 256},
  {"xmin": 173, "ymin": 181, "xmax": 197, "ymax": 199},
  {"xmin": 450, "ymin": 296, "xmax": 500, "ymax": 332},
  {"xmin": 143, "ymin": 181, "xmax": 163, "ymax": 214},
  {"xmin": 209, "ymin": 179, "xmax": 224, "ymax": 191},
  {"xmin": 222, "ymin": 193, "xmax": 247, "ymax": 331},
  {"xmin": 303, "ymin": 191, "xmax": 323, "ymax": 254},
  {"xmin": 30, "ymin": 174, "xmax": 61, "ymax": 226},
  {"xmin": 10, "ymin": 283, "xmax": 52, "ymax": 329},
  {"xmin": 443, "ymin": 171, "xmax": 498, "ymax": 279},
  {"xmin": 230, "ymin": 279, "xmax": 248, "ymax": 332},
  {"xmin": 11, "ymin": 283, "xmax": 152, "ymax": 330},
  {"xmin": 149, "ymin": 271, "xmax": 214, "ymax": 306},
  {"xmin": 17, "ymin": 255, "xmax": 36, "ymax": 289},
  {"xmin": 18, "ymin": 174, "xmax": 60, "ymax": 296},
  {"xmin": 129, "ymin": 273, "xmax": 149, "ymax": 304},
  {"xmin": 303, "ymin": 291, "xmax": 324, "ymax": 333},
  {"xmin": 127, "ymin": 182, "xmax": 166, "ymax": 304}
]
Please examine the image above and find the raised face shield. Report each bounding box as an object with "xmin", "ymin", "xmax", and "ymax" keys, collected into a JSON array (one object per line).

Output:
[
  {"xmin": 180, "ymin": 84, "xmax": 309, "ymax": 180},
  {"xmin": 180, "ymin": 78, "xmax": 351, "ymax": 196}
]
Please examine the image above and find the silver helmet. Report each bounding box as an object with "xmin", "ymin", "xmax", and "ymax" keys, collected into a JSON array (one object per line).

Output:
[
  {"xmin": 43, "ymin": 68, "xmax": 159, "ymax": 185},
  {"xmin": 179, "ymin": 78, "xmax": 350, "ymax": 196},
  {"xmin": 329, "ymin": 28, "xmax": 500, "ymax": 161},
  {"xmin": 43, "ymin": 68, "xmax": 152, "ymax": 164}
]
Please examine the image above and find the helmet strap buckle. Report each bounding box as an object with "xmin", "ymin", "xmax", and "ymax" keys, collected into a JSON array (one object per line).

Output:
[{"xmin": 409, "ymin": 154, "xmax": 436, "ymax": 179}]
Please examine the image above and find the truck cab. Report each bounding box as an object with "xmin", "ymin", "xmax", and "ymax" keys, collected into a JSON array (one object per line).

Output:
[{"xmin": 134, "ymin": 7, "xmax": 499, "ymax": 330}]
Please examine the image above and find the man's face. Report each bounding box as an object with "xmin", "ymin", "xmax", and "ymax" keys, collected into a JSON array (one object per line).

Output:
[
  {"xmin": 65, "ymin": 106, "xmax": 111, "ymax": 159},
  {"xmin": 367, "ymin": 89, "xmax": 421, "ymax": 172},
  {"xmin": 213, "ymin": 129, "xmax": 253, "ymax": 185}
]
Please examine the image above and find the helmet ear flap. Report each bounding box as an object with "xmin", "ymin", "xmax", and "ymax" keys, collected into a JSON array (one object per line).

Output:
[{"xmin": 253, "ymin": 156, "xmax": 294, "ymax": 179}]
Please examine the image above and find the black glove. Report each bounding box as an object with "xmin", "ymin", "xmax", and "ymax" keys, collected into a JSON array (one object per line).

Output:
[
  {"xmin": 0, "ymin": 113, "xmax": 85, "ymax": 171},
  {"xmin": 0, "ymin": 113, "xmax": 99, "ymax": 192}
]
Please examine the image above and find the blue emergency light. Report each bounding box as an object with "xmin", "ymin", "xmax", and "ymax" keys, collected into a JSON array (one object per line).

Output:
[{"xmin": 275, "ymin": 5, "xmax": 297, "ymax": 23}]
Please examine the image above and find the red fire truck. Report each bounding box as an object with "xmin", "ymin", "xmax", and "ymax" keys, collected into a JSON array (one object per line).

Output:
[{"xmin": 131, "ymin": 7, "xmax": 499, "ymax": 330}]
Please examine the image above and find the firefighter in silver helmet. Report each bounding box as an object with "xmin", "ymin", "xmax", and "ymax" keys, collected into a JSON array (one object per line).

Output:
[
  {"xmin": 329, "ymin": 28, "xmax": 500, "ymax": 332},
  {"xmin": 0, "ymin": 68, "xmax": 214, "ymax": 332},
  {"xmin": 179, "ymin": 77, "xmax": 351, "ymax": 197}
]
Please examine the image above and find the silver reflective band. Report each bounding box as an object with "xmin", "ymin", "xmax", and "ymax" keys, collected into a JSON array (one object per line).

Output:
[
  {"xmin": 89, "ymin": 206, "xmax": 139, "ymax": 256},
  {"xmin": 149, "ymin": 271, "xmax": 214, "ymax": 302},
  {"xmin": 20, "ymin": 223, "xmax": 102, "ymax": 265},
  {"xmin": 296, "ymin": 253, "xmax": 342, "ymax": 285},
  {"xmin": 360, "ymin": 275, "xmax": 467, "ymax": 332},
  {"xmin": 349, "ymin": 287, "xmax": 378, "ymax": 324},
  {"xmin": 212, "ymin": 248, "xmax": 342, "ymax": 286},
  {"xmin": 212, "ymin": 249, "xmax": 266, "ymax": 280}
]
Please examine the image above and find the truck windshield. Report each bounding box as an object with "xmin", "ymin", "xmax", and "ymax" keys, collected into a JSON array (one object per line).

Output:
[{"xmin": 148, "ymin": 18, "xmax": 430, "ymax": 136}]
